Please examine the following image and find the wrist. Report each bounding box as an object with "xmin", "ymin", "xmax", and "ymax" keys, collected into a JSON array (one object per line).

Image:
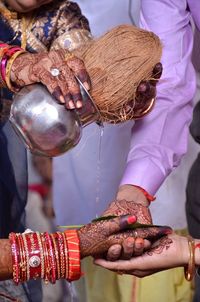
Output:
[{"xmin": 117, "ymin": 184, "xmax": 150, "ymax": 207}]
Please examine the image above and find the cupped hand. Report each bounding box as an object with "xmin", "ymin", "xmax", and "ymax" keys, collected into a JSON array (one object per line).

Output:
[
  {"xmin": 77, "ymin": 214, "xmax": 172, "ymax": 259},
  {"xmin": 11, "ymin": 49, "xmax": 91, "ymax": 109},
  {"xmin": 95, "ymin": 233, "xmax": 188, "ymax": 277}
]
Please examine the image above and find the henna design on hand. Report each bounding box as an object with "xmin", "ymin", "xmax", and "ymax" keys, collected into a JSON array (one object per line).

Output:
[
  {"xmin": 11, "ymin": 49, "xmax": 90, "ymax": 109},
  {"xmin": 146, "ymin": 236, "xmax": 173, "ymax": 256},
  {"xmin": 103, "ymin": 199, "xmax": 152, "ymax": 224},
  {"xmin": 78, "ymin": 213, "xmax": 171, "ymax": 258}
]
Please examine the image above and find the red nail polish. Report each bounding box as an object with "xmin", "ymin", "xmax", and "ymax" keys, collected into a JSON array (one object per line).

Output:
[{"xmin": 127, "ymin": 216, "xmax": 137, "ymax": 225}]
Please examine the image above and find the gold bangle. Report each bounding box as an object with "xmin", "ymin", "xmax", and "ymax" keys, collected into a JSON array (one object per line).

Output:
[
  {"xmin": 184, "ymin": 235, "xmax": 195, "ymax": 281},
  {"xmin": 5, "ymin": 50, "xmax": 26, "ymax": 92},
  {"xmin": 0, "ymin": 47, "xmax": 10, "ymax": 88},
  {"xmin": 50, "ymin": 234, "xmax": 61, "ymax": 280}
]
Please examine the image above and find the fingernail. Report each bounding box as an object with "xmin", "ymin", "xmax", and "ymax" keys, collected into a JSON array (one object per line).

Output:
[
  {"xmin": 76, "ymin": 101, "xmax": 82, "ymax": 108},
  {"xmin": 60, "ymin": 95, "xmax": 65, "ymax": 104},
  {"xmin": 127, "ymin": 238, "xmax": 135, "ymax": 247},
  {"xmin": 127, "ymin": 215, "xmax": 137, "ymax": 225},
  {"xmin": 68, "ymin": 100, "xmax": 75, "ymax": 109},
  {"xmin": 83, "ymin": 82, "xmax": 90, "ymax": 90}
]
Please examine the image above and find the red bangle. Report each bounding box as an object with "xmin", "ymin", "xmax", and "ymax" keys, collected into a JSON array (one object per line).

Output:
[
  {"xmin": 9, "ymin": 233, "xmax": 20, "ymax": 285},
  {"xmin": 65, "ymin": 230, "xmax": 81, "ymax": 281},
  {"xmin": 26, "ymin": 233, "xmax": 41, "ymax": 281},
  {"xmin": 44, "ymin": 232, "xmax": 56, "ymax": 284},
  {"xmin": 56, "ymin": 232, "xmax": 66, "ymax": 279},
  {"xmin": 133, "ymin": 185, "xmax": 156, "ymax": 202}
]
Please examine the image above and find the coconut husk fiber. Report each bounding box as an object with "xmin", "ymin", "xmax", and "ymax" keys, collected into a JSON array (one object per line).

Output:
[{"xmin": 75, "ymin": 25, "xmax": 162, "ymax": 123}]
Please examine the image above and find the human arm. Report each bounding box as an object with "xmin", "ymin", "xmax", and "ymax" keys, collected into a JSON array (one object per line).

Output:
[
  {"xmin": 119, "ymin": 0, "xmax": 196, "ymax": 196},
  {"xmin": 0, "ymin": 216, "xmax": 170, "ymax": 281},
  {"xmin": 106, "ymin": 0, "xmax": 196, "ymax": 218},
  {"xmin": 104, "ymin": 0, "xmax": 196, "ymax": 260}
]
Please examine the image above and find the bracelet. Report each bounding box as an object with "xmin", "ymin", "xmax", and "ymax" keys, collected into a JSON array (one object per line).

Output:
[
  {"xmin": 132, "ymin": 185, "xmax": 156, "ymax": 203},
  {"xmin": 65, "ymin": 230, "xmax": 81, "ymax": 281},
  {"xmin": 9, "ymin": 233, "xmax": 20, "ymax": 285},
  {"xmin": 56, "ymin": 232, "xmax": 66, "ymax": 279},
  {"xmin": 184, "ymin": 235, "xmax": 195, "ymax": 281},
  {"xmin": 0, "ymin": 46, "xmax": 10, "ymax": 87},
  {"xmin": 9, "ymin": 230, "xmax": 81, "ymax": 284},
  {"xmin": 44, "ymin": 232, "xmax": 56, "ymax": 284},
  {"xmin": 50, "ymin": 233, "xmax": 60, "ymax": 280},
  {"xmin": 5, "ymin": 49, "xmax": 26, "ymax": 92},
  {"xmin": 16, "ymin": 233, "xmax": 27, "ymax": 282}
]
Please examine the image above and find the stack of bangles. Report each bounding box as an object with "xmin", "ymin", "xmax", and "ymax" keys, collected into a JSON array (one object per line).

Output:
[
  {"xmin": 9, "ymin": 229, "xmax": 81, "ymax": 285},
  {"xmin": 0, "ymin": 43, "xmax": 25, "ymax": 92}
]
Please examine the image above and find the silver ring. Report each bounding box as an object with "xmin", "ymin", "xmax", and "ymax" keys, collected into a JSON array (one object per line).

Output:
[{"xmin": 50, "ymin": 68, "xmax": 60, "ymax": 77}]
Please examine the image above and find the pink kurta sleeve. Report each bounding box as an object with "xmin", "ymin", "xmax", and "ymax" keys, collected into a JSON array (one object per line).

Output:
[{"xmin": 120, "ymin": 0, "xmax": 196, "ymax": 195}]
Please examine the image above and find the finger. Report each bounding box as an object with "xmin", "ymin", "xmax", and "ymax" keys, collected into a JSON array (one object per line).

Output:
[
  {"xmin": 56, "ymin": 73, "xmax": 76, "ymax": 109},
  {"xmin": 137, "ymin": 81, "xmax": 151, "ymax": 94},
  {"xmin": 152, "ymin": 62, "xmax": 163, "ymax": 80},
  {"xmin": 150, "ymin": 63, "xmax": 163, "ymax": 87},
  {"xmin": 66, "ymin": 57, "xmax": 91, "ymax": 91},
  {"xmin": 64, "ymin": 93, "xmax": 75, "ymax": 110},
  {"xmin": 40, "ymin": 71, "xmax": 65, "ymax": 104},
  {"xmin": 60, "ymin": 65, "xmax": 83, "ymax": 109},
  {"xmin": 106, "ymin": 244, "xmax": 122, "ymax": 261},
  {"xmin": 121, "ymin": 237, "xmax": 135, "ymax": 260},
  {"xmin": 143, "ymin": 239, "xmax": 151, "ymax": 250},
  {"xmin": 133, "ymin": 238, "xmax": 145, "ymax": 256},
  {"xmin": 94, "ymin": 258, "xmax": 132, "ymax": 271},
  {"xmin": 106, "ymin": 214, "xmax": 137, "ymax": 236},
  {"xmin": 137, "ymin": 82, "xmax": 156, "ymax": 102},
  {"xmin": 107, "ymin": 226, "xmax": 172, "ymax": 247},
  {"xmin": 134, "ymin": 226, "xmax": 172, "ymax": 241}
]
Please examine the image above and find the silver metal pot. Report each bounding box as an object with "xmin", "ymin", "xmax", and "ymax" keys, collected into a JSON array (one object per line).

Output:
[{"xmin": 9, "ymin": 79, "xmax": 102, "ymax": 157}]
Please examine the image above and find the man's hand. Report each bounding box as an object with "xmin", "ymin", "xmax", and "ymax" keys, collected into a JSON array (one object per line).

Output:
[{"xmin": 103, "ymin": 185, "xmax": 153, "ymax": 260}]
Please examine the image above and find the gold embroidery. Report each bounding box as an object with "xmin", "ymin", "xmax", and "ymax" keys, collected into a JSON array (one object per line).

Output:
[{"xmin": 51, "ymin": 29, "xmax": 92, "ymax": 51}]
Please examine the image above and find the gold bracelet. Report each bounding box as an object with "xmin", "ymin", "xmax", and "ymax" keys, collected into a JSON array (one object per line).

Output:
[
  {"xmin": 5, "ymin": 50, "xmax": 26, "ymax": 92},
  {"xmin": 184, "ymin": 235, "xmax": 195, "ymax": 281},
  {"xmin": 0, "ymin": 46, "xmax": 10, "ymax": 88},
  {"xmin": 50, "ymin": 234, "xmax": 61, "ymax": 280}
]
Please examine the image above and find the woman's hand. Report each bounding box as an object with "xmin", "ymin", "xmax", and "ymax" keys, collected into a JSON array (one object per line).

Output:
[
  {"xmin": 77, "ymin": 215, "xmax": 172, "ymax": 259},
  {"xmin": 102, "ymin": 189, "xmax": 153, "ymax": 260},
  {"xmin": 95, "ymin": 233, "xmax": 189, "ymax": 277},
  {"xmin": 11, "ymin": 49, "xmax": 91, "ymax": 109}
]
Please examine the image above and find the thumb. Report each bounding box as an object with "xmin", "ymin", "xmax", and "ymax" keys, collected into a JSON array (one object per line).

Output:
[{"xmin": 105, "ymin": 214, "xmax": 137, "ymax": 236}]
